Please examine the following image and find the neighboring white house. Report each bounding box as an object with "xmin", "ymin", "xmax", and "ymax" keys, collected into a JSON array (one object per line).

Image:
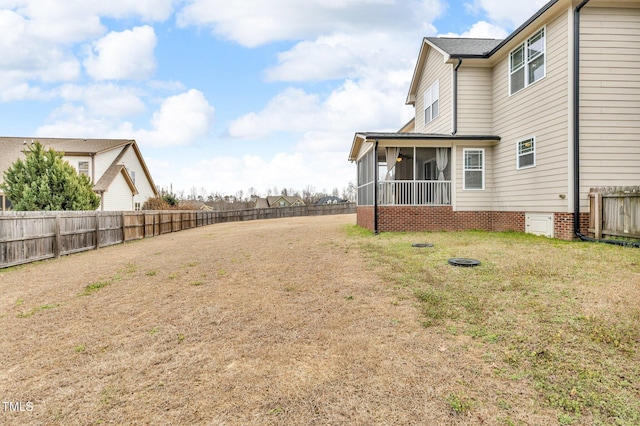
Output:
[{"xmin": 0, "ymin": 138, "xmax": 158, "ymax": 211}]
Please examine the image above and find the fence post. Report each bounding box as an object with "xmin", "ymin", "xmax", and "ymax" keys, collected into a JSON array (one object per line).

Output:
[
  {"xmin": 95, "ymin": 211, "xmax": 100, "ymax": 250},
  {"xmin": 54, "ymin": 214, "xmax": 62, "ymax": 258},
  {"xmin": 122, "ymin": 211, "xmax": 126, "ymax": 242},
  {"xmin": 594, "ymin": 193, "xmax": 602, "ymax": 239}
]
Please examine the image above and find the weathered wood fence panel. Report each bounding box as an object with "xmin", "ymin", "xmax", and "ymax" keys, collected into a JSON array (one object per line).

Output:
[
  {"xmin": 0, "ymin": 203, "xmax": 355, "ymax": 268},
  {"xmin": 589, "ymin": 187, "xmax": 640, "ymax": 240}
]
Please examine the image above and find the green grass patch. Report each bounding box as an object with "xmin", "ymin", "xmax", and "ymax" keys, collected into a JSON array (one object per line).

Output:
[
  {"xmin": 17, "ymin": 304, "xmax": 59, "ymax": 318},
  {"xmin": 80, "ymin": 280, "xmax": 112, "ymax": 296},
  {"xmin": 351, "ymin": 229, "xmax": 640, "ymax": 423}
]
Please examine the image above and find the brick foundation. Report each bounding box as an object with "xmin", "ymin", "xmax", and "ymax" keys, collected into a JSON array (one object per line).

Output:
[
  {"xmin": 356, "ymin": 206, "xmax": 375, "ymax": 230},
  {"xmin": 356, "ymin": 206, "xmax": 588, "ymax": 241},
  {"xmin": 554, "ymin": 212, "xmax": 590, "ymax": 240}
]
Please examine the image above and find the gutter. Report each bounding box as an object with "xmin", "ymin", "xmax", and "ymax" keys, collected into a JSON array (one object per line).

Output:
[
  {"xmin": 452, "ymin": 58, "xmax": 462, "ymax": 135},
  {"xmin": 572, "ymin": 0, "xmax": 640, "ymax": 248}
]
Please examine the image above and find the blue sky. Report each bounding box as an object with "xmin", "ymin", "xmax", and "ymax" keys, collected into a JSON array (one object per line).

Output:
[{"xmin": 0, "ymin": 0, "xmax": 548, "ymax": 198}]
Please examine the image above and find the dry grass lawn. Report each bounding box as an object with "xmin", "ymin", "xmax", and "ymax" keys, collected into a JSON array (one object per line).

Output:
[{"xmin": 0, "ymin": 214, "xmax": 638, "ymax": 425}]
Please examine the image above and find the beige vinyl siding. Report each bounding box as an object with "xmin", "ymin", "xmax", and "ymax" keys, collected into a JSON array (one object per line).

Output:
[
  {"xmin": 578, "ymin": 7, "xmax": 640, "ymax": 210},
  {"xmin": 415, "ymin": 48, "xmax": 451, "ymax": 134},
  {"xmin": 101, "ymin": 172, "xmax": 133, "ymax": 211},
  {"xmin": 491, "ymin": 11, "xmax": 570, "ymax": 213},
  {"xmin": 454, "ymin": 145, "xmax": 494, "ymax": 211},
  {"xmin": 457, "ymin": 67, "xmax": 493, "ymax": 135}
]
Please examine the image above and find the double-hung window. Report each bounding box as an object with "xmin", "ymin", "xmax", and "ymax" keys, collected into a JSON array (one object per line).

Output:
[
  {"xmin": 424, "ymin": 80, "xmax": 439, "ymax": 125},
  {"xmin": 510, "ymin": 27, "xmax": 545, "ymax": 95},
  {"xmin": 463, "ymin": 149, "xmax": 484, "ymax": 190},
  {"xmin": 517, "ymin": 137, "xmax": 536, "ymax": 169},
  {"xmin": 78, "ymin": 161, "xmax": 89, "ymax": 177}
]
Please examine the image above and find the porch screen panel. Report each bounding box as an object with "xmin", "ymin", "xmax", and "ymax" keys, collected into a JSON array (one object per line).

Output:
[{"xmin": 357, "ymin": 149, "xmax": 375, "ymax": 206}]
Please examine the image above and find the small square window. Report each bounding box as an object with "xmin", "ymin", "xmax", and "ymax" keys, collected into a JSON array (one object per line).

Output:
[{"xmin": 517, "ymin": 137, "xmax": 536, "ymax": 169}]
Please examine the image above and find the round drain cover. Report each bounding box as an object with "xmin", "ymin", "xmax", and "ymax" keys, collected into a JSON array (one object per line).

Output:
[
  {"xmin": 448, "ymin": 258, "xmax": 481, "ymax": 267},
  {"xmin": 412, "ymin": 243, "xmax": 434, "ymax": 248}
]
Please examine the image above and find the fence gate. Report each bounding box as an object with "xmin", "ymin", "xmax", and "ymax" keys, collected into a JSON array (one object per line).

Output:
[{"xmin": 589, "ymin": 186, "xmax": 640, "ymax": 240}]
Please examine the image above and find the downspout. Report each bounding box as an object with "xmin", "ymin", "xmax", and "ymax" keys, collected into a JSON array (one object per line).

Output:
[
  {"xmin": 452, "ymin": 58, "xmax": 462, "ymax": 135},
  {"xmin": 573, "ymin": 0, "xmax": 640, "ymax": 248},
  {"xmin": 374, "ymin": 139, "xmax": 379, "ymax": 234},
  {"xmin": 573, "ymin": 0, "xmax": 590, "ymax": 238}
]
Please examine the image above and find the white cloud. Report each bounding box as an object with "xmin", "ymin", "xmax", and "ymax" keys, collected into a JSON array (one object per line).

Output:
[
  {"xmin": 0, "ymin": 1, "xmax": 176, "ymax": 98},
  {"xmin": 55, "ymin": 84, "xmax": 146, "ymax": 117},
  {"xmin": 35, "ymin": 89, "xmax": 215, "ymax": 148},
  {"xmin": 84, "ymin": 26, "xmax": 157, "ymax": 81},
  {"xmin": 466, "ymin": 0, "xmax": 550, "ymax": 29},
  {"xmin": 133, "ymin": 89, "xmax": 215, "ymax": 148},
  {"xmin": 265, "ymin": 31, "xmax": 417, "ymax": 83},
  {"xmin": 162, "ymin": 151, "xmax": 355, "ymax": 197},
  {"xmin": 229, "ymin": 79, "xmax": 411, "ymax": 141},
  {"xmin": 439, "ymin": 21, "xmax": 509, "ymax": 39},
  {"xmin": 178, "ymin": 0, "xmax": 443, "ymax": 47}
]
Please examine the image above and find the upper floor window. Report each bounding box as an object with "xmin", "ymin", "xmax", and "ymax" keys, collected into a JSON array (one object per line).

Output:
[
  {"xmin": 129, "ymin": 170, "xmax": 136, "ymax": 184},
  {"xmin": 463, "ymin": 148, "xmax": 484, "ymax": 190},
  {"xmin": 517, "ymin": 137, "xmax": 536, "ymax": 169},
  {"xmin": 424, "ymin": 80, "xmax": 439, "ymax": 125},
  {"xmin": 510, "ymin": 27, "xmax": 545, "ymax": 95},
  {"xmin": 78, "ymin": 161, "xmax": 89, "ymax": 177}
]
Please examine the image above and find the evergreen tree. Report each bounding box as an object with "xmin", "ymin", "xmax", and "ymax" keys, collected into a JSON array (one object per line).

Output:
[{"xmin": 0, "ymin": 141, "xmax": 101, "ymax": 211}]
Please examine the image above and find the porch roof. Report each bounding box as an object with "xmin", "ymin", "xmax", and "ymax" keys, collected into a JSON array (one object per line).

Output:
[{"xmin": 349, "ymin": 132, "xmax": 500, "ymax": 162}]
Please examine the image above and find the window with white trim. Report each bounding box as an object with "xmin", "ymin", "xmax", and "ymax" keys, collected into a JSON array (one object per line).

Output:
[
  {"xmin": 78, "ymin": 161, "xmax": 89, "ymax": 177},
  {"xmin": 134, "ymin": 202, "xmax": 141, "ymax": 211},
  {"xmin": 424, "ymin": 80, "xmax": 439, "ymax": 125},
  {"xmin": 517, "ymin": 137, "xmax": 536, "ymax": 169},
  {"xmin": 510, "ymin": 27, "xmax": 545, "ymax": 95},
  {"xmin": 463, "ymin": 148, "xmax": 484, "ymax": 190}
]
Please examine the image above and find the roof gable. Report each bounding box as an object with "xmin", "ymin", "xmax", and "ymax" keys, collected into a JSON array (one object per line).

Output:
[{"xmin": 406, "ymin": 0, "xmax": 563, "ymax": 104}]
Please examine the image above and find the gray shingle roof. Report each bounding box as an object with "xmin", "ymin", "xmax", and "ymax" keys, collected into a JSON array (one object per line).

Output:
[{"xmin": 425, "ymin": 37, "xmax": 504, "ymax": 57}]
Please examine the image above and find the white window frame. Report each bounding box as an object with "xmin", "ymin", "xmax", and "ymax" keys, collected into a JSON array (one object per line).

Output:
[
  {"xmin": 424, "ymin": 80, "xmax": 439, "ymax": 125},
  {"xmin": 517, "ymin": 136, "xmax": 536, "ymax": 170},
  {"xmin": 463, "ymin": 148, "xmax": 485, "ymax": 191},
  {"xmin": 78, "ymin": 161, "xmax": 89, "ymax": 177},
  {"xmin": 509, "ymin": 27, "xmax": 546, "ymax": 96}
]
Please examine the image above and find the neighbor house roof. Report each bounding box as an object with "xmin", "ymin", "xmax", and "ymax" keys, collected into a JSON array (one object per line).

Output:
[{"xmin": 255, "ymin": 196, "xmax": 306, "ymax": 208}]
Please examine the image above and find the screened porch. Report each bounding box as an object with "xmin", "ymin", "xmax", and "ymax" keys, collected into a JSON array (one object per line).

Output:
[{"xmin": 357, "ymin": 146, "xmax": 452, "ymax": 206}]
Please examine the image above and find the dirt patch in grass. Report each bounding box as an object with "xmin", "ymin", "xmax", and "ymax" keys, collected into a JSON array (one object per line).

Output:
[{"xmin": 0, "ymin": 215, "xmax": 638, "ymax": 425}]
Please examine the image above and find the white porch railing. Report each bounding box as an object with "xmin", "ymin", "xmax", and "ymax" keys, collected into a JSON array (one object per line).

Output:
[{"xmin": 378, "ymin": 180, "xmax": 452, "ymax": 206}]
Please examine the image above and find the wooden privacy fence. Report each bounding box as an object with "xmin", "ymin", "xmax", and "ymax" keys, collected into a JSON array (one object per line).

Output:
[
  {"xmin": 0, "ymin": 203, "xmax": 355, "ymax": 269},
  {"xmin": 589, "ymin": 187, "xmax": 640, "ymax": 240}
]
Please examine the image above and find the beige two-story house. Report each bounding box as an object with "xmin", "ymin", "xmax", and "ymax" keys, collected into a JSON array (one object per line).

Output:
[{"xmin": 349, "ymin": 0, "xmax": 640, "ymax": 240}]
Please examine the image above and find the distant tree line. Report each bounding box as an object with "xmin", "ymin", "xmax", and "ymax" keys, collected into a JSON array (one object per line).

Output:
[{"xmin": 144, "ymin": 183, "xmax": 356, "ymax": 211}]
